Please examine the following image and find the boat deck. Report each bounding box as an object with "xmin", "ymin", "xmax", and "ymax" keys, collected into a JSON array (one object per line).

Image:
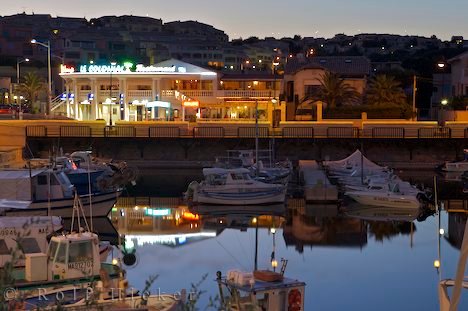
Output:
[
  {"xmin": 10, "ymin": 263, "xmax": 120, "ymax": 290},
  {"xmin": 219, "ymin": 276, "xmax": 306, "ymax": 293}
]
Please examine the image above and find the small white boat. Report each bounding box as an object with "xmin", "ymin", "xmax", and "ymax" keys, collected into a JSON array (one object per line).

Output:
[
  {"xmin": 187, "ymin": 168, "xmax": 286, "ymax": 205},
  {"xmin": 441, "ymin": 161, "xmax": 468, "ymax": 172},
  {"xmin": 345, "ymin": 183, "xmax": 423, "ymax": 209},
  {"xmin": 440, "ymin": 149, "xmax": 468, "ymax": 172}
]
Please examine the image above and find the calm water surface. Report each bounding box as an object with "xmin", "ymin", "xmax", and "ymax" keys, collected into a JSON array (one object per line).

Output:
[{"xmin": 102, "ymin": 169, "xmax": 468, "ymax": 310}]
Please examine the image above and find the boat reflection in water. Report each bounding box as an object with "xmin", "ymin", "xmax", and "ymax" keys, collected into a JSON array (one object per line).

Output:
[
  {"xmin": 110, "ymin": 197, "xmax": 219, "ymax": 251},
  {"xmin": 283, "ymin": 202, "xmax": 368, "ymax": 252}
]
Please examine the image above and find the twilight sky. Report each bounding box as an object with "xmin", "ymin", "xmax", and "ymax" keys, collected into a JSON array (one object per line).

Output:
[{"xmin": 2, "ymin": 0, "xmax": 467, "ymax": 40}]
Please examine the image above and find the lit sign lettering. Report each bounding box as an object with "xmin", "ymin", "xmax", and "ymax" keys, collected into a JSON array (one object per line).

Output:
[
  {"xmin": 183, "ymin": 101, "xmax": 199, "ymax": 107},
  {"xmin": 79, "ymin": 64, "xmax": 132, "ymax": 74},
  {"xmin": 60, "ymin": 65, "xmax": 75, "ymax": 74},
  {"xmin": 60, "ymin": 62, "xmax": 212, "ymax": 75},
  {"xmin": 135, "ymin": 64, "xmax": 187, "ymax": 73}
]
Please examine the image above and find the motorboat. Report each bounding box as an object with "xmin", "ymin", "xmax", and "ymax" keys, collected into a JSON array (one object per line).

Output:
[
  {"xmin": 186, "ymin": 168, "xmax": 287, "ymax": 205},
  {"xmin": 0, "ymin": 168, "xmax": 120, "ymax": 217},
  {"xmin": 0, "ymin": 216, "xmax": 62, "ymax": 268},
  {"xmin": 345, "ymin": 183, "xmax": 424, "ymax": 209},
  {"xmin": 440, "ymin": 149, "xmax": 468, "ymax": 172}
]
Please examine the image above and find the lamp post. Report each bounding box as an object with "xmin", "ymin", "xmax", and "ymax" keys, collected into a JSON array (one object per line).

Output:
[
  {"xmin": 16, "ymin": 58, "xmax": 29, "ymax": 85},
  {"xmin": 109, "ymin": 61, "xmax": 117, "ymax": 126},
  {"xmin": 31, "ymin": 39, "xmax": 51, "ymax": 116},
  {"xmin": 437, "ymin": 61, "xmax": 448, "ymax": 123},
  {"xmin": 271, "ymin": 58, "xmax": 280, "ymax": 163},
  {"xmin": 16, "ymin": 58, "xmax": 29, "ymax": 119}
]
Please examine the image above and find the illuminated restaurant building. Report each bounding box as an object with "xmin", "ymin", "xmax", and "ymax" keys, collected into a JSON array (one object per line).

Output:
[{"xmin": 58, "ymin": 58, "xmax": 283, "ymax": 124}]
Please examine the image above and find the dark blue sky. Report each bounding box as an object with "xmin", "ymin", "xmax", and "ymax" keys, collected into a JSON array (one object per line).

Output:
[{"xmin": 3, "ymin": 0, "xmax": 467, "ymax": 40}]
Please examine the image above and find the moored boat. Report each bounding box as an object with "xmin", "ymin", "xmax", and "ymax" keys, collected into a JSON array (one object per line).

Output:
[
  {"xmin": 345, "ymin": 183, "xmax": 423, "ymax": 209},
  {"xmin": 186, "ymin": 168, "xmax": 287, "ymax": 205},
  {"xmin": 0, "ymin": 168, "xmax": 120, "ymax": 217}
]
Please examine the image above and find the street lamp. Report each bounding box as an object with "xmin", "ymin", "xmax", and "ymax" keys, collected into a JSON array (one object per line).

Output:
[
  {"xmin": 31, "ymin": 39, "xmax": 51, "ymax": 116},
  {"xmin": 109, "ymin": 61, "xmax": 117, "ymax": 126},
  {"xmin": 16, "ymin": 58, "xmax": 29, "ymax": 119},
  {"xmin": 16, "ymin": 58, "xmax": 29, "ymax": 84}
]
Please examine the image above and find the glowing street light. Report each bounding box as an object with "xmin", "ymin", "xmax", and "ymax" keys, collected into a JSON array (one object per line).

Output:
[{"xmin": 31, "ymin": 39, "xmax": 52, "ymax": 115}]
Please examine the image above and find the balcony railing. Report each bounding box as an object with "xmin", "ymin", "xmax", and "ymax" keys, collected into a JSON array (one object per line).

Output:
[
  {"xmin": 98, "ymin": 90, "xmax": 120, "ymax": 99},
  {"xmin": 219, "ymin": 90, "xmax": 278, "ymax": 98},
  {"xmin": 127, "ymin": 90, "xmax": 153, "ymax": 100}
]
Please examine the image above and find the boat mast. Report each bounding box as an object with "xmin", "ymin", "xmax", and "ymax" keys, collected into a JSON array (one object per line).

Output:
[
  {"xmin": 87, "ymin": 151, "xmax": 93, "ymax": 231},
  {"xmin": 255, "ymin": 100, "xmax": 259, "ymax": 177}
]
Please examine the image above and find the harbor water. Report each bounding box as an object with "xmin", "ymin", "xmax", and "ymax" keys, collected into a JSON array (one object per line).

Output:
[{"xmin": 100, "ymin": 168, "xmax": 467, "ymax": 310}]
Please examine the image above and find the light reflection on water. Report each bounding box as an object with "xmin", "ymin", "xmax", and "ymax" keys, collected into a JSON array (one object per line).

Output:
[{"xmin": 102, "ymin": 170, "xmax": 467, "ymax": 310}]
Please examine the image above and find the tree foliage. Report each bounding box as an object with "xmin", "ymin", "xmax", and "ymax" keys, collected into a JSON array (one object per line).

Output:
[
  {"xmin": 17, "ymin": 71, "xmax": 45, "ymax": 103},
  {"xmin": 366, "ymin": 74, "xmax": 407, "ymax": 106},
  {"xmin": 301, "ymin": 72, "xmax": 361, "ymax": 109}
]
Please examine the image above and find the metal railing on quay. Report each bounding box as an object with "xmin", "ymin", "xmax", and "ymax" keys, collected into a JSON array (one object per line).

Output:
[
  {"xmin": 60, "ymin": 125, "xmax": 91, "ymax": 137},
  {"xmin": 281, "ymin": 127, "xmax": 314, "ymax": 138},
  {"xmin": 149, "ymin": 126, "xmax": 181, "ymax": 138},
  {"xmin": 371, "ymin": 127, "xmax": 405, "ymax": 138},
  {"xmin": 104, "ymin": 126, "xmax": 137, "ymax": 138},
  {"xmin": 26, "ymin": 125, "xmax": 47, "ymax": 137},
  {"xmin": 237, "ymin": 127, "xmax": 269, "ymax": 138},
  {"xmin": 21, "ymin": 122, "xmax": 468, "ymax": 139},
  {"xmin": 326, "ymin": 127, "xmax": 359, "ymax": 138},
  {"xmin": 417, "ymin": 127, "xmax": 451, "ymax": 139},
  {"xmin": 192, "ymin": 127, "xmax": 224, "ymax": 138}
]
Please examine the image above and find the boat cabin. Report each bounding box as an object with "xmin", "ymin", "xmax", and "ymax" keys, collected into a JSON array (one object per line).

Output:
[
  {"xmin": 0, "ymin": 169, "xmax": 74, "ymax": 202},
  {"xmin": 203, "ymin": 168, "xmax": 253, "ymax": 186},
  {"xmin": 47, "ymin": 232, "xmax": 101, "ymax": 280}
]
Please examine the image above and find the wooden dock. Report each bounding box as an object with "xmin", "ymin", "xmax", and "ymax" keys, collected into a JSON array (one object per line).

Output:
[{"xmin": 299, "ymin": 160, "xmax": 338, "ymax": 203}]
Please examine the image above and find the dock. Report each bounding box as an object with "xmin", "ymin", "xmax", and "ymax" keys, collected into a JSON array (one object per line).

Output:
[{"xmin": 298, "ymin": 160, "xmax": 338, "ymax": 203}]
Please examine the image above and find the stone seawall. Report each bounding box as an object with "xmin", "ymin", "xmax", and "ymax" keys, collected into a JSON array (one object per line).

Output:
[{"xmin": 26, "ymin": 137, "xmax": 467, "ymax": 169}]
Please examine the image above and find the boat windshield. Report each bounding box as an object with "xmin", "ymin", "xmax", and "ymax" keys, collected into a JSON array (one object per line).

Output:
[
  {"xmin": 206, "ymin": 174, "xmax": 227, "ymax": 185},
  {"xmin": 230, "ymin": 173, "xmax": 251, "ymax": 181}
]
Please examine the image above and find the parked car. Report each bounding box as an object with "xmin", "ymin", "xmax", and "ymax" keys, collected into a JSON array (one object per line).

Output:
[{"xmin": 0, "ymin": 105, "xmax": 14, "ymax": 114}]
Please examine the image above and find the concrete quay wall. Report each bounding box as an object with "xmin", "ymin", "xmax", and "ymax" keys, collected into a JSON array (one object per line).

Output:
[{"xmin": 25, "ymin": 137, "xmax": 466, "ymax": 169}]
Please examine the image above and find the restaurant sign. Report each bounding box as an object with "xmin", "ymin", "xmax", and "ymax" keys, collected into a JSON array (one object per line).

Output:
[{"xmin": 61, "ymin": 63, "xmax": 187, "ymax": 74}]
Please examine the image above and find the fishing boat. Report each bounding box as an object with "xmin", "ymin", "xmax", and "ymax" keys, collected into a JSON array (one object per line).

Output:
[
  {"xmin": 0, "ymin": 168, "xmax": 120, "ymax": 217},
  {"xmin": 0, "ymin": 216, "xmax": 62, "ymax": 268},
  {"xmin": 5, "ymin": 194, "xmax": 122, "ymax": 309},
  {"xmin": 216, "ymin": 261, "xmax": 306, "ymax": 311},
  {"xmin": 345, "ymin": 183, "xmax": 423, "ymax": 209},
  {"xmin": 186, "ymin": 168, "xmax": 287, "ymax": 205}
]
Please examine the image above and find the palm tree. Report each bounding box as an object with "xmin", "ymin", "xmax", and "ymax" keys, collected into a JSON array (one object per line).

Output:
[
  {"xmin": 366, "ymin": 74, "xmax": 407, "ymax": 106},
  {"xmin": 17, "ymin": 72, "xmax": 45, "ymax": 112},
  {"xmin": 301, "ymin": 72, "xmax": 361, "ymax": 109}
]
